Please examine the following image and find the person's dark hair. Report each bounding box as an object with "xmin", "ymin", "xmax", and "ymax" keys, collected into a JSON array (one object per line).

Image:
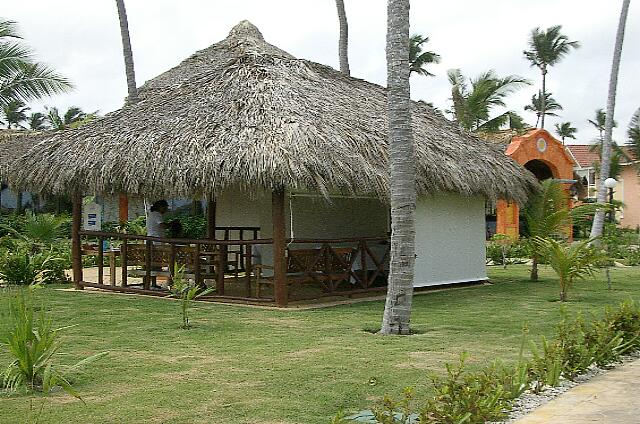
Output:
[{"xmin": 150, "ymin": 200, "xmax": 169, "ymax": 212}]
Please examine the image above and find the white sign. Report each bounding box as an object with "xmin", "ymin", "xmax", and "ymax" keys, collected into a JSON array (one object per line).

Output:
[{"xmin": 83, "ymin": 202, "xmax": 102, "ymax": 231}]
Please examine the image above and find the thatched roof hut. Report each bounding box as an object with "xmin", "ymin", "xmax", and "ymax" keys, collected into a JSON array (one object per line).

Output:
[
  {"xmin": 7, "ymin": 21, "xmax": 536, "ymax": 204},
  {"xmin": 0, "ymin": 130, "xmax": 47, "ymax": 180}
]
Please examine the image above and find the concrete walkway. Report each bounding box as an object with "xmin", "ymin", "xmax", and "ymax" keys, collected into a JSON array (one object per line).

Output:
[{"xmin": 515, "ymin": 359, "xmax": 640, "ymax": 423}]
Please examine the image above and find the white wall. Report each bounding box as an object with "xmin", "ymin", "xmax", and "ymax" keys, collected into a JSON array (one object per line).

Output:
[{"xmin": 414, "ymin": 194, "xmax": 487, "ymax": 287}]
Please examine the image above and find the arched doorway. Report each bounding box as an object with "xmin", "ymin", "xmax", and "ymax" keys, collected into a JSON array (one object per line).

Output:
[
  {"xmin": 524, "ymin": 159, "xmax": 554, "ymax": 181},
  {"xmin": 493, "ymin": 129, "xmax": 576, "ymax": 240}
]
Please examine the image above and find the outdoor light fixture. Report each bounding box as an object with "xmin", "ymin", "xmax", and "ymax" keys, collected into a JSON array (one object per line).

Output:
[
  {"xmin": 604, "ymin": 178, "xmax": 618, "ymax": 189},
  {"xmin": 604, "ymin": 178, "xmax": 618, "ymax": 224}
]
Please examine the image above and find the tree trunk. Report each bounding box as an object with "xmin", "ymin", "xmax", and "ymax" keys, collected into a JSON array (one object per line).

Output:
[
  {"xmin": 380, "ymin": 0, "xmax": 415, "ymax": 335},
  {"xmin": 335, "ymin": 0, "xmax": 350, "ymax": 75},
  {"xmin": 540, "ymin": 69, "xmax": 547, "ymax": 129},
  {"xmin": 590, "ymin": 0, "xmax": 631, "ymax": 240},
  {"xmin": 115, "ymin": 0, "xmax": 138, "ymax": 103},
  {"xmin": 530, "ymin": 255, "xmax": 538, "ymax": 281}
]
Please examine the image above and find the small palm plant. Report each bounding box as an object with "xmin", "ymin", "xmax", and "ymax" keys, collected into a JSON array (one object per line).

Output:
[
  {"xmin": 167, "ymin": 265, "xmax": 214, "ymax": 329},
  {"xmin": 534, "ymin": 237, "xmax": 602, "ymax": 302},
  {"xmin": 2, "ymin": 286, "xmax": 107, "ymax": 398}
]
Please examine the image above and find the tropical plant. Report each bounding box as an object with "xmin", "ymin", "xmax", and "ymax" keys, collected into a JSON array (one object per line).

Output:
[
  {"xmin": 523, "ymin": 25, "xmax": 580, "ymax": 129},
  {"xmin": 1, "ymin": 286, "xmax": 107, "ymax": 398},
  {"xmin": 409, "ymin": 34, "xmax": 440, "ymax": 77},
  {"xmin": 27, "ymin": 111, "xmax": 47, "ymax": 130},
  {"xmin": 335, "ymin": 0, "xmax": 350, "ymax": 75},
  {"xmin": 0, "ymin": 19, "xmax": 72, "ymax": 107},
  {"xmin": 1, "ymin": 98, "xmax": 29, "ymax": 128},
  {"xmin": 115, "ymin": 0, "xmax": 138, "ymax": 103},
  {"xmin": 45, "ymin": 106, "xmax": 89, "ymax": 130},
  {"xmin": 554, "ymin": 121, "xmax": 577, "ymax": 144},
  {"xmin": 524, "ymin": 91, "xmax": 563, "ymax": 128},
  {"xmin": 448, "ymin": 69, "xmax": 529, "ymax": 132},
  {"xmin": 0, "ymin": 249, "xmax": 51, "ymax": 285},
  {"xmin": 523, "ymin": 179, "xmax": 570, "ymax": 281},
  {"xmin": 590, "ymin": 0, "xmax": 631, "ymax": 240},
  {"xmin": 589, "ymin": 142, "xmax": 627, "ymax": 180},
  {"xmin": 167, "ymin": 265, "xmax": 214, "ymax": 329},
  {"xmin": 534, "ymin": 237, "xmax": 602, "ymax": 302},
  {"xmin": 380, "ymin": 0, "xmax": 415, "ymax": 335},
  {"xmin": 588, "ymin": 108, "xmax": 618, "ymax": 141},
  {"xmin": 0, "ymin": 211, "xmax": 68, "ymax": 249}
]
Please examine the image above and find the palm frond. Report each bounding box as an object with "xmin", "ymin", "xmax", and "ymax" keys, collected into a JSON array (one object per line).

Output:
[{"xmin": 0, "ymin": 62, "xmax": 72, "ymax": 106}]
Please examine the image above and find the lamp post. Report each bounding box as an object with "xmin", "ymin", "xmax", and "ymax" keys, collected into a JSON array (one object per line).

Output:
[{"xmin": 604, "ymin": 178, "xmax": 617, "ymax": 223}]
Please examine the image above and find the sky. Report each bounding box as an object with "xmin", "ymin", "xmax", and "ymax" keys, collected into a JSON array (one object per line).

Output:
[{"xmin": 6, "ymin": 0, "xmax": 639, "ymax": 144}]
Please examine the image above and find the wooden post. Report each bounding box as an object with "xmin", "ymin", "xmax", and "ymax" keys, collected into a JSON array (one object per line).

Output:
[
  {"xmin": 206, "ymin": 200, "xmax": 216, "ymax": 239},
  {"xmin": 118, "ymin": 194, "xmax": 128, "ymax": 223},
  {"xmin": 245, "ymin": 244, "xmax": 252, "ymax": 296},
  {"xmin": 272, "ymin": 189, "xmax": 287, "ymax": 307},
  {"xmin": 121, "ymin": 238, "xmax": 128, "ymax": 287},
  {"xmin": 144, "ymin": 240, "xmax": 152, "ymax": 290},
  {"xmin": 71, "ymin": 193, "xmax": 84, "ymax": 290},
  {"xmin": 98, "ymin": 237, "xmax": 104, "ymax": 285}
]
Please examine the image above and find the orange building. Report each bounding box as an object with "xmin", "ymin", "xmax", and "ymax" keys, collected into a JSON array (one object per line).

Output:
[{"xmin": 496, "ymin": 129, "xmax": 576, "ymax": 239}]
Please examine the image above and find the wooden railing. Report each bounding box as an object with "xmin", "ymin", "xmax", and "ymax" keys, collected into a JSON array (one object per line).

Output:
[
  {"xmin": 79, "ymin": 228, "xmax": 269, "ymax": 301},
  {"xmin": 77, "ymin": 230, "xmax": 390, "ymax": 303}
]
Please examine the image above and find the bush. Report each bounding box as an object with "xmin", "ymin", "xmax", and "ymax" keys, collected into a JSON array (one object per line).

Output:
[
  {"xmin": 486, "ymin": 236, "xmax": 530, "ymax": 266},
  {"xmin": 0, "ymin": 249, "xmax": 50, "ymax": 286}
]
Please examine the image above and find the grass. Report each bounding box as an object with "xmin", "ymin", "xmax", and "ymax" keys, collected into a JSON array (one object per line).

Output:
[{"xmin": 0, "ymin": 264, "xmax": 638, "ymax": 423}]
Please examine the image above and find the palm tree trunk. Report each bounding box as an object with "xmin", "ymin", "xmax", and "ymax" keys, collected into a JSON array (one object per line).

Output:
[
  {"xmin": 115, "ymin": 0, "xmax": 138, "ymax": 103},
  {"xmin": 380, "ymin": 0, "xmax": 415, "ymax": 336},
  {"xmin": 540, "ymin": 69, "xmax": 547, "ymax": 129},
  {"xmin": 590, "ymin": 0, "xmax": 631, "ymax": 240},
  {"xmin": 335, "ymin": 0, "xmax": 350, "ymax": 75}
]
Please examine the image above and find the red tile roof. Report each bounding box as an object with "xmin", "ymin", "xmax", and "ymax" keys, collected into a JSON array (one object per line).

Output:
[
  {"xmin": 566, "ymin": 145, "xmax": 600, "ymax": 168},
  {"xmin": 566, "ymin": 144, "xmax": 636, "ymax": 168}
]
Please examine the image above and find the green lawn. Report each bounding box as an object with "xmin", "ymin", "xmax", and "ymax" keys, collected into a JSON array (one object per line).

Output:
[{"xmin": 1, "ymin": 265, "xmax": 639, "ymax": 424}]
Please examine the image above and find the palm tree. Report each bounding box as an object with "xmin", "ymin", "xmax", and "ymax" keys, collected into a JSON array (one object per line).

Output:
[
  {"xmin": 534, "ymin": 237, "xmax": 600, "ymax": 302},
  {"xmin": 448, "ymin": 69, "xmax": 529, "ymax": 132},
  {"xmin": 335, "ymin": 0, "xmax": 350, "ymax": 75},
  {"xmin": 27, "ymin": 111, "xmax": 46, "ymax": 130},
  {"xmin": 115, "ymin": 0, "xmax": 138, "ymax": 103},
  {"xmin": 524, "ymin": 179, "xmax": 570, "ymax": 281},
  {"xmin": 554, "ymin": 122, "xmax": 577, "ymax": 144},
  {"xmin": 0, "ymin": 19, "xmax": 72, "ymax": 107},
  {"xmin": 380, "ymin": 0, "xmax": 414, "ymax": 335},
  {"xmin": 523, "ymin": 25, "xmax": 580, "ymax": 129},
  {"xmin": 524, "ymin": 91, "xmax": 563, "ymax": 128},
  {"xmin": 590, "ymin": 0, "xmax": 631, "ymax": 240},
  {"xmin": 1, "ymin": 99, "xmax": 29, "ymax": 128},
  {"xmin": 588, "ymin": 108, "xmax": 617, "ymax": 141},
  {"xmin": 409, "ymin": 34, "xmax": 440, "ymax": 77},
  {"xmin": 46, "ymin": 106, "xmax": 88, "ymax": 130}
]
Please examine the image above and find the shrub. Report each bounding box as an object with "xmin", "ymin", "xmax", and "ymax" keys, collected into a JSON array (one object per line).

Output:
[
  {"xmin": 1, "ymin": 287, "xmax": 107, "ymax": 398},
  {"xmin": 0, "ymin": 249, "xmax": 51, "ymax": 286},
  {"xmin": 173, "ymin": 214, "xmax": 206, "ymax": 239}
]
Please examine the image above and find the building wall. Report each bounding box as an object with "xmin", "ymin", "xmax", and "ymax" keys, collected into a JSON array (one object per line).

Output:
[
  {"xmin": 414, "ymin": 194, "xmax": 487, "ymax": 287},
  {"xmin": 618, "ymin": 166, "xmax": 640, "ymax": 229}
]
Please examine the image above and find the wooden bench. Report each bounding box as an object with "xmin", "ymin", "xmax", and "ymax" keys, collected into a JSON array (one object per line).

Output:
[{"xmin": 255, "ymin": 246, "xmax": 355, "ymax": 299}]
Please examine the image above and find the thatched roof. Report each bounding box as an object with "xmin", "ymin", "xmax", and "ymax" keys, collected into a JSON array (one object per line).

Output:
[
  {"xmin": 7, "ymin": 21, "xmax": 537, "ymax": 204},
  {"xmin": 0, "ymin": 130, "xmax": 47, "ymax": 180}
]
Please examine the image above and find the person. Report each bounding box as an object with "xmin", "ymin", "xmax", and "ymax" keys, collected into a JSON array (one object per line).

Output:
[{"xmin": 147, "ymin": 200, "xmax": 170, "ymax": 238}]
